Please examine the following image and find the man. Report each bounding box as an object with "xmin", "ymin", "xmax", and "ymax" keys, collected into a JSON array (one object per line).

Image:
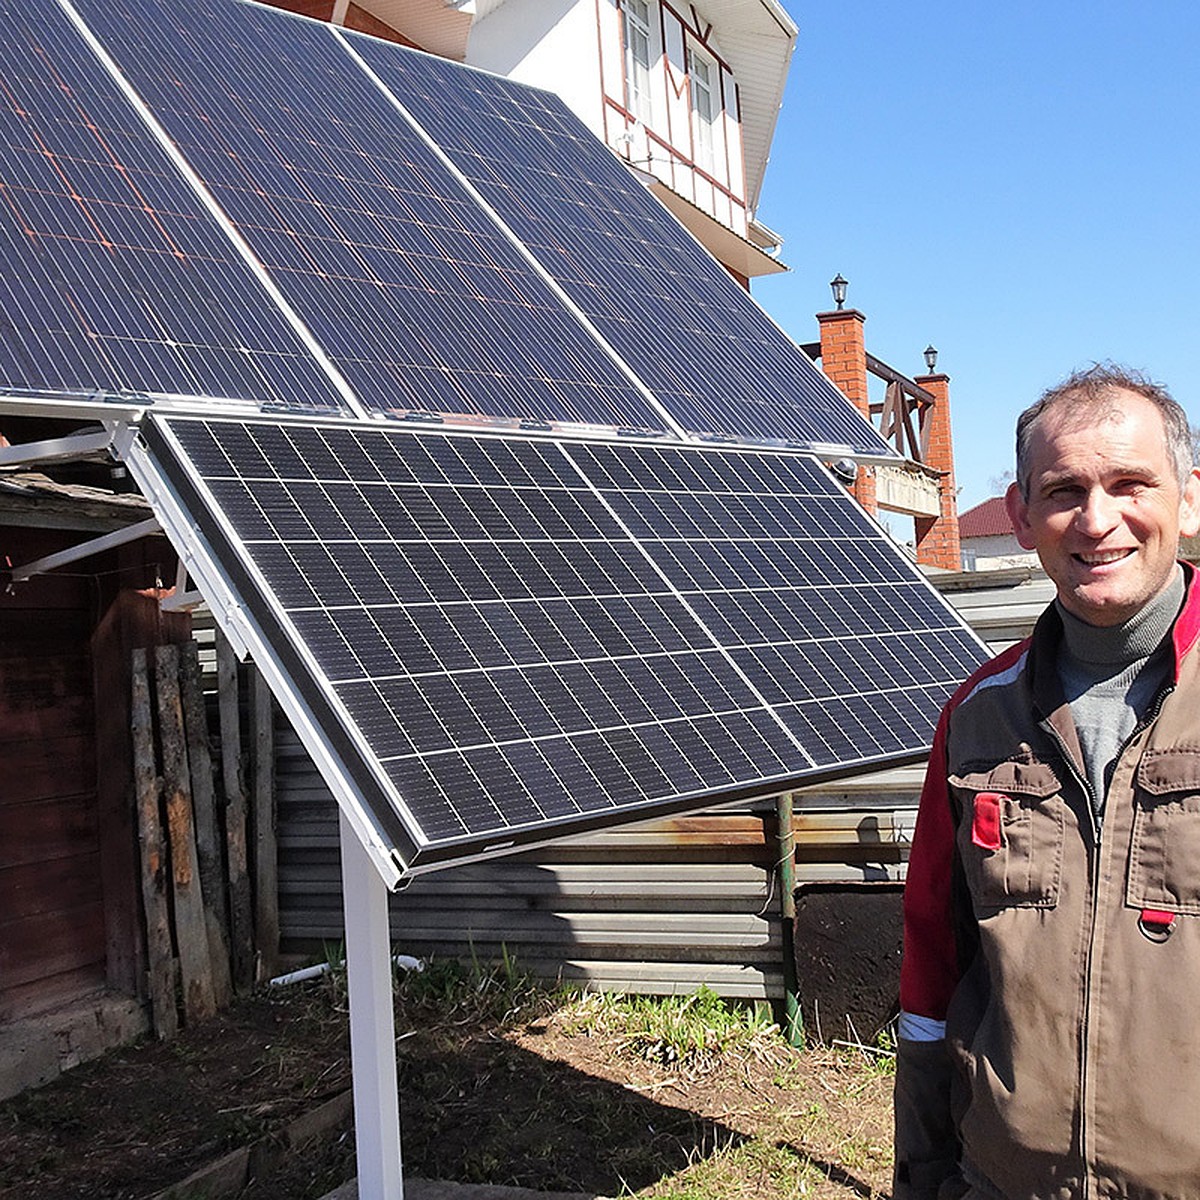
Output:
[{"xmin": 894, "ymin": 365, "xmax": 1200, "ymax": 1200}]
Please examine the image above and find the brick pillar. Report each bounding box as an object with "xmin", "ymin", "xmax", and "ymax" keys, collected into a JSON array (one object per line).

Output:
[
  {"xmin": 912, "ymin": 372, "xmax": 961, "ymax": 571},
  {"xmin": 816, "ymin": 308, "xmax": 876, "ymax": 512}
]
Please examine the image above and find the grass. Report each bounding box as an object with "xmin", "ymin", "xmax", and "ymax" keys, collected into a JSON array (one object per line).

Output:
[{"xmin": 560, "ymin": 985, "xmax": 780, "ymax": 1073}]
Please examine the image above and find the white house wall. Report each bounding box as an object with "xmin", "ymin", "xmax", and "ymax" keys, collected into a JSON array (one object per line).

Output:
[{"xmin": 466, "ymin": 0, "xmax": 603, "ymax": 142}]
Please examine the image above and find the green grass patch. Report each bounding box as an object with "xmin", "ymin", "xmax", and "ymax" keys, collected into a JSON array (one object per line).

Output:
[{"xmin": 560, "ymin": 985, "xmax": 779, "ymax": 1072}]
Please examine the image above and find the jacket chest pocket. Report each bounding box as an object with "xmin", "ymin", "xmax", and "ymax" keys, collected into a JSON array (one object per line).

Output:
[
  {"xmin": 950, "ymin": 762, "xmax": 1064, "ymax": 916},
  {"xmin": 1128, "ymin": 749, "xmax": 1200, "ymax": 915}
]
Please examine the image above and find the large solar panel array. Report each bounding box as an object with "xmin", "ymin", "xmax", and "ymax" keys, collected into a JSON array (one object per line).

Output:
[
  {"xmin": 142, "ymin": 414, "xmax": 985, "ymax": 870},
  {"xmin": 70, "ymin": 0, "xmax": 665, "ymax": 431},
  {"xmin": 0, "ymin": 0, "xmax": 349, "ymax": 411},
  {"xmin": 4, "ymin": 0, "xmax": 891, "ymax": 454},
  {"xmin": 348, "ymin": 35, "xmax": 889, "ymax": 453}
]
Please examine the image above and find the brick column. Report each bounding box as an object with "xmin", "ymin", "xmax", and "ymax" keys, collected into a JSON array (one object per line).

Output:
[
  {"xmin": 816, "ymin": 308, "xmax": 875, "ymax": 512},
  {"xmin": 912, "ymin": 372, "xmax": 961, "ymax": 571}
]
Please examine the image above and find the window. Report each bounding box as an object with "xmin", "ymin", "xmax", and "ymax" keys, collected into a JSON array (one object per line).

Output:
[
  {"xmin": 623, "ymin": 0, "xmax": 655, "ymax": 124},
  {"xmin": 687, "ymin": 46, "xmax": 718, "ymax": 172}
]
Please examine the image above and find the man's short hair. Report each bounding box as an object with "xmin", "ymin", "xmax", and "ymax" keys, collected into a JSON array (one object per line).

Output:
[{"xmin": 1015, "ymin": 363, "xmax": 1194, "ymax": 500}]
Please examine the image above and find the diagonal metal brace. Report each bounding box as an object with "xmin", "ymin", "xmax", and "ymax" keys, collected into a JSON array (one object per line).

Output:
[
  {"xmin": 0, "ymin": 428, "xmax": 115, "ymax": 468},
  {"xmin": 8, "ymin": 516, "xmax": 162, "ymax": 582}
]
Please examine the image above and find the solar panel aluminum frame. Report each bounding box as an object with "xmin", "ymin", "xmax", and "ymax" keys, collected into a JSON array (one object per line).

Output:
[
  {"xmin": 115, "ymin": 417, "xmax": 409, "ymax": 888},
  {"xmin": 121, "ymin": 411, "xmax": 982, "ymax": 883}
]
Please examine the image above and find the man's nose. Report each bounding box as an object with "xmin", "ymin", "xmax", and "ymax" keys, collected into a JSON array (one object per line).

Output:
[{"xmin": 1074, "ymin": 488, "xmax": 1121, "ymax": 537}]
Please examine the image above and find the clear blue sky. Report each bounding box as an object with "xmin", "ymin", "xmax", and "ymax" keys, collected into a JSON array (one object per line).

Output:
[{"xmin": 753, "ymin": 1, "xmax": 1200, "ymax": 515}]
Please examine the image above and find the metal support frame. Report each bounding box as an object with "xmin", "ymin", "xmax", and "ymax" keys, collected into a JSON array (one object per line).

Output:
[
  {"xmin": 159, "ymin": 560, "xmax": 208, "ymax": 612},
  {"xmin": 0, "ymin": 428, "xmax": 115, "ymax": 468},
  {"xmin": 340, "ymin": 809, "xmax": 404, "ymax": 1199},
  {"xmin": 8, "ymin": 515, "xmax": 162, "ymax": 582}
]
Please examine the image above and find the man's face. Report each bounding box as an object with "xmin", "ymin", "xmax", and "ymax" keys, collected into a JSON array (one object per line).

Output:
[{"xmin": 1004, "ymin": 389, "xmax": 1200, "ymax": 627}]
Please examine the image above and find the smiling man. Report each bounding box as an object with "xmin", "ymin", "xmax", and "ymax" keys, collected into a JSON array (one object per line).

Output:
[{"xmin": 893, "ymin": 365, "xmax": 1200, "ymax": 1200}]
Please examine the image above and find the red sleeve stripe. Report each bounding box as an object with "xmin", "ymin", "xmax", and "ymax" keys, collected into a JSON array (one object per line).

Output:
[{"xmin": 898, "ymin": 638, "xmax": 1031, "ymax": 1021}]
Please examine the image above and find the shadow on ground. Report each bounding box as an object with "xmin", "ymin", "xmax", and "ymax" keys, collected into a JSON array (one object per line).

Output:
[{"xmin": 0, "ymin": 990, "xmax": 751, "ymax": 1200}]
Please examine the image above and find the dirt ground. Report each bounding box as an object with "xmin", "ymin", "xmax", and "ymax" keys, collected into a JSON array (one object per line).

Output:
[{"xmin": 0, "ymin": 973, "xmax": 894, "ymax": 1200}]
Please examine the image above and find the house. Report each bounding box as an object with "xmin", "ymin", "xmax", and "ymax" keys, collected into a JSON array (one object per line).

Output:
[{"xmin": 958, "ymin": 495, "xmax": 1037, "ymax": 571}]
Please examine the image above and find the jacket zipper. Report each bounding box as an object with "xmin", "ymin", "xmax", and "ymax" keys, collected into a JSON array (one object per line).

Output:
[
  {"xmin": 1039, "ymin": 681, "xmax": 1175, "ymax": 1199},
  {"xmin": 1039, "ymin": 718, "xmax": 1097, "ymax": 1198}
]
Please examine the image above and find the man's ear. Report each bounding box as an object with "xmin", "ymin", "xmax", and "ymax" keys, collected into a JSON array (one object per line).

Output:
[
  {"xmin": 1179, "ymin": 467, "xmax": 1200, "ymax": 539},
  {"xmin": 1005, "ymin": 480, "xmax": 1038, "ymax": 550}
]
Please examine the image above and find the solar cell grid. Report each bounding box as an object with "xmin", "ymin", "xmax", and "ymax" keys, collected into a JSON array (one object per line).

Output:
[
  {"xmin": 142, "ymin": 415, "xmax": 986, "ymax": 869},
  {"xmin": 571, "ymin": 441, "xmax": 984, "ymax": 768},
  {"xmin": 347, "ymin": 35, "xmax": 893, "ymax": 454},
  {"xmin": 70, "ymin": 0, "xmax": 665, "ymax": 431},
  {"xmin": 0, "ymin": 0, "xmax": 351, "ymax": 410}
]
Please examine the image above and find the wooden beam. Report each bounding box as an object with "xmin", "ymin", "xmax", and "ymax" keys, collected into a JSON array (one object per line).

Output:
[
  {"xmin": 131, "ymin": 648, "xmax": 177, "ymax": 1039},
  {"xmin": 155, "ymin": 643, "xmax": 216, "ymax": 1024},
  {"xmin": 180, "ymin": 641, "xmax": 233, "ymax": 1008},
  {"xmin": 217, "ymin": 629, "xmax": 255, "ymax": 993},
  {"xmin": 253, "ymin": 666, "xmax": 279, "ymax": 981}
]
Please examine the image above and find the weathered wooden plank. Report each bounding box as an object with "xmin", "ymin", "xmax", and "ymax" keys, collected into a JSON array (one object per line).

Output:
[
  {"xmin": 179, "ymin": 641, "xmax": 232, "ymax": 1008},
  {"xmin": 92, "ymin": 590, "xmax": 192, "ymax": 1003},
  {"xmin": 0, "ymin": 963, "xmax": 109, "ymax": 1025},
  {"xmin": 0, "ymin": 655, "xmax": 94, "ymax": 740},
  {"xmin": 155, "ymin": 644, "xmax": 216, "ymax": 1024},
  {"xmin": 252, "ymin": 667, "xmax": 278, "ymax": 981},
  {"xmin": 1, "ymin": 854, "xmax": 103, "ymax": 920},
  {"xmin": 131, "ymin": 647, "xmax": 177, "ymax": 1040},
  {"xmin": 0, "ymin": 734, "xmax": 93, "ymax": 807},
  {"xmin": 216, "ymin": 629, "xmax": 254, "ymax": 994},
  {"xmin": 0, "ymin": 902, "xmax": 107, "ymax": 989},
  {"xmin": 0, "ymin": 796, "xmax": 98, "ymax": 870}
]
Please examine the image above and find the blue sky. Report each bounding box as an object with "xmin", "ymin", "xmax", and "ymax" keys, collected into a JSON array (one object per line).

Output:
[{"xmin": 753, "ymin": 1, "xmax": 1200, "ymax": 515}]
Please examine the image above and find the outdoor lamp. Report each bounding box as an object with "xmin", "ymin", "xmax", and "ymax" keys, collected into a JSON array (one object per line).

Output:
[
  {"xmin": 830, "ymin": 274, "xmax": 848, "ymax": 310},
  {"xmin": 923, "ymin": 344, "xmax": 938, "ymax": 374},
  {"xmin": 829, "ymin": 457, "xmax": 858, "ymax": 486}
]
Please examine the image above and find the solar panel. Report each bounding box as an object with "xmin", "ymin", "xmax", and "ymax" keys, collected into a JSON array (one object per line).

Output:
[
  {"xmin": 346, "ymin": 35, "xmax": 893, "ymax": 455},
  {"xmin": 69, "ymin": 0, "xmax": 669, "ymax": 432},
  {"xmin": 0, "ymin": 0, "xmax": 350, "ymax": 413},
  {"xmin": 138, "ymin": 413, "xmax": 986, "ymax": 872}
]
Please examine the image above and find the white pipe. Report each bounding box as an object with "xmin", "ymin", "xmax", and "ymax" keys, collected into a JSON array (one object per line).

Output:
[{"xmin": 269, "ymin": 953, "xmax": 423, "ymax": 988}]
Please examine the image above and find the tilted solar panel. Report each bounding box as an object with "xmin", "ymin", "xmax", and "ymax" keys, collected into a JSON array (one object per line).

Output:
[
  {"xmin": 347, "ymin": 35, "xmax": 893, "ymax": 455},
  {"xmin": 138, "ymin": 413, "xmax": 986, "ymax": 872},
  {"xmin": 0, "ymin": 0, "xmax": 350, "ymax": 413},
  {"xmin": 69, "ymin": 0, "xmax": 669, "ymax": 432}
]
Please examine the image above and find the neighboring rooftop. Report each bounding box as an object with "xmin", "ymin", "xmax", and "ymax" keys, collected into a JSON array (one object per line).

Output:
[{"xmin": 957, "ymin": 495, "xmax": 1011, "ymax": 540}]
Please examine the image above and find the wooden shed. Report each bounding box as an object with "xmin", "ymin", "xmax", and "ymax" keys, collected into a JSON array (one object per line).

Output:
[{"xmin": 0, "ymin": 465, "xmax": 189, "ymax": 1096}]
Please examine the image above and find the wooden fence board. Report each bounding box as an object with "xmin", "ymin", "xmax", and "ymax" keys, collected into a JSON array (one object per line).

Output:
[
  {"xmin": 131, "ymin": 648, "xmax": 177, "ymax": 1039},
  {"xmin": 216, "ymin": 630, "xmax": 254, "ymax": 994},
  {"xmin": 252, "ymin": 668, "xmax": 278, "ymax": 981},
  {"xmin": 155, "ymin": 644, "xmax": 216, "ymax": 1025},
  {"xmin": 180, "ymin": 641, "xmax": 232, "ymax": 1007}
]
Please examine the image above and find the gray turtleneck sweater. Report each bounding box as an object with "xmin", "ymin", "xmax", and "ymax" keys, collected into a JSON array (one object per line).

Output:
[{"xmin": 1056, "ymin": 567, "xmax": 1185, "ymax": 824}]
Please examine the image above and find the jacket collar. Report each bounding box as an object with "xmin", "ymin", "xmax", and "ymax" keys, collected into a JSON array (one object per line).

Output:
[
  {"xmin": 1026, "ymin": 562, "xmax": 1200, "ymax": 775},
  {"xmin": 1172, "ymin": 562, "xmax": 1200, "ymax": 681}
]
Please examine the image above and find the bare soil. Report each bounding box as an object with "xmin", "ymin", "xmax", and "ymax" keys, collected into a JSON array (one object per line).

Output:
[{"xmin": 0, "ymin": 975, "xmax": 894, "ymax": 1200}]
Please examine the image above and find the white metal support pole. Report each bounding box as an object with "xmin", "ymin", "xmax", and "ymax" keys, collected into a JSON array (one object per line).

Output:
[{"xmin": 339, "ymin": 810, "xmax": 404, "ymax": 1199}]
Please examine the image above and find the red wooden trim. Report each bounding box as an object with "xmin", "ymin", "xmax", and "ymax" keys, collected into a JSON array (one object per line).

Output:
[
  {"xmin": 602, "ymin": 96, "xmax": 748, "ymax": 211},
  {"xmin": 660, "ymin": 0, "xmax": 730, "ymax": 72},
  {"xmin": 656, "ymin": 0, "xmax": 674, "ymax": 152}
]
